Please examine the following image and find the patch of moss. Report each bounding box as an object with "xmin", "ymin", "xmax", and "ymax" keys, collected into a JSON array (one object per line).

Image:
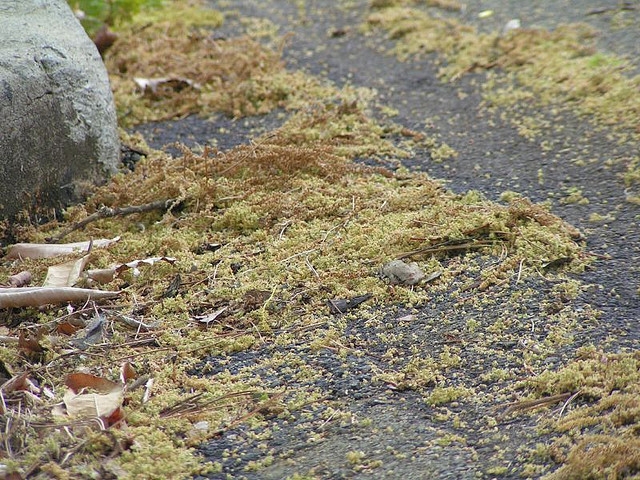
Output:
[
  {"xmin": 519, "ymin": 348, "xmax": 640, "ymax": 478},
  {"xmin": 0, "ymin": 2, "xmax": 596, "ymax": 477},
  {"xmin": 426, "ymin": 386, "xmax": 472, "ymax": 406},
  {"xmin": 364, "ymin": 3, "xmax": 640, "ymax": 136}
]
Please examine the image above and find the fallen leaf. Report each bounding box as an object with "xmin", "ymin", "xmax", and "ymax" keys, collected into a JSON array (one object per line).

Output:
[
  {"xmin": 327, "ymin": 293, "xmax": 372, "ymax": 314},
  {"xmin": 5, "ymin": 237, "xmax": 120, "ymax": 260},
  {"xmin": 43, "ymin": 254, "xmax": 90, "ymax": 287},
  {"xmin": 65, "ymin": 372, "xmax": 120, "ymax": 394},
  {"xmin": 6, "ymin": 271, "xmax": 32, "ymax": 287},
  {"xmin": 93, "ymin": 24, "xmax": 118, "ymax": 55},
  {"xmin": 134, "ymin": 76, "xmax": 200, "ymax": 95},
  {"xmin": 0, "ymin": 287, "xmax": 120, "ymax": 308},
  {"xmin": 18, "ymin": 332, "xmax": 45, "ymax": 359},
  {"xmin": 0, "ymin": 372, "xmax": 39, "ymax": 395},
  {"xmin": 71, "ymin": 315, "xmax": 106, "ymax": 350},
  {"xmin": 56, "ymin": 318, "xmax": 85, "ymax": 335},
  {"xmin": 194, "ymin": 305, "xmax": 229, "ymax": 326},
  {"xmin": 86, "ymin": 256, "xmax": 177, "ymax": 284},
  {"xmin": 120, "ymin": 362, "xmax": 137, "ymax": 384},
  {"xmin": 63, "ymin": 386, "xmax": 123, "ymax": 419},
  {"xmin": 142, "ymin": 378, "xmax": 154, "ymax": 403}
]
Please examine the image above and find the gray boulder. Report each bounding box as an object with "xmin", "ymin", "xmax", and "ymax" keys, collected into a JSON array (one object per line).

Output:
[{"xmin": 0, "ymin": 0, "xmax": 119, "ymax": 222}]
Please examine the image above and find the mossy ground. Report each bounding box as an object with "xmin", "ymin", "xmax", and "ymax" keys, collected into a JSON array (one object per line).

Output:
[{"xmin": 1, "ymin": 0, "xmax": 639, "ymax": 478}]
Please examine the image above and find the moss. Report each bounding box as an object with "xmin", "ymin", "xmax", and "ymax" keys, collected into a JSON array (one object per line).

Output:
[
  {"xmin": 426, "ymin": 386, "xmax": 472, "ymax": 406},
  {"xmin": 517, "ymin": 349, "xmax": 640, "ymax": 478},
  {"xmin": 346, "ymin": 450, "xmax": 366, "ymax": 464},
  {"xmin": 364, "ymin": 3, "xmax": 640, "ymax": 139},
  {"xmin": 430, "ymin": 143, "xmax": 458, "ymax": 162},
  {"xmin": 0, "ymin": 1, "xmax": 598, "ymax": 476}
]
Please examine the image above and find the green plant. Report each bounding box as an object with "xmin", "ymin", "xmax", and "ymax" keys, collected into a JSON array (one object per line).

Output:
[{"xmin": 68, "ymin": 0, "xmax": 164, "ymax": 36}]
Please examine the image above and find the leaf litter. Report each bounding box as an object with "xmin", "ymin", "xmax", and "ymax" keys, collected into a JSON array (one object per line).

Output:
[{"xmin": 0, "ymin": 1, "xmax": 623, "ymax": 478}]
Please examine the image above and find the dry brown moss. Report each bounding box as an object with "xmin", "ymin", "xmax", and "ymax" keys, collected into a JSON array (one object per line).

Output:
[{"xmin": 106, "ymin": 13, "xmax": 337, "ymax": 127}]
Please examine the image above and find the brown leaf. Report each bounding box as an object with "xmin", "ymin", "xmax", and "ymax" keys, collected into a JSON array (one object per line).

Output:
[
  {"xmin": 56, "ymin": 318, "xmax": 85, "ymax": 335},
  {"xmin": 18, "ymin": 331, "xmax": 45, "ymax": 359},
  {"xmin": 65, "ymin": 372, "xmax": 120, "ymax": 394},
  {"xmin": 120, "ymin": 362, "xmax": 137, "ymax": 384},
  {"xmin": 93, "ymin": 24, "xmax": 118, "ymax": 56},
  {"xmin": 0, "ymin": 372, "xmax": 39, "ymax": 395}
]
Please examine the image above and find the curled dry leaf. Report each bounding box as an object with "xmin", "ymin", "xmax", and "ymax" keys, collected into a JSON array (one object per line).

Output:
[
  {"xmin": 381, "ymin": 259, "xmax": 425, "ymax": 285},
  {"xmin": 0, "ymin": 287, "xmax": 120, "ymax": 308},
  {"xmin": 194, "ymin": 305, "xmax": 229, "ymax": 326},
  {"xmin": 59, "ymin": 372, "xmax": 125, "ymax": 425},
  {"xmin": 86, "ymin": 256, "xmax": 177, "ymax": 284},
  {"xmin": 5, "ymin": 237, "xmax": 120, "ymax": 260},
  {"xmin": 62, "ymin": 386, "xmax": 124, "ymax": 420},
  {"xmin": 327, "ymin": 293, "xmax": 372, "ymax": 314},
  {"xmin": 65, "ymin": 372, "xmax": 120, "ymax": 394},
  {"xmin": 93, "ymin": 24, "xmax": 118, "ymax": 55},
  {"xmin": 134, "ymin": 76, "xmax": 201, "ymax": 95},
  {"xmin": 120, "ymin": 361, "xmax": 137, "ymax": 384},
  {"xmin": 1, "ymin": 372, "xmax": 40, "ymax": 395},
  {"xmin": 71, "ymin": 315, "xmax": 106, "ymax": 350},
  {"xmin": 143, "ymin": 378, "xmax": 154, "ymax": 404},
  {"xmin": 43, "ymin": 254, "xmax": 90, "ymax": 287},
  {"xmin": 7, "ymin": 271, "xmax": 31, "ymax": 287}
]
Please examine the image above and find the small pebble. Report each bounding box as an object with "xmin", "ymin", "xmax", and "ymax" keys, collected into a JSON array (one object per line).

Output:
[{"xmin": 381, "ymin": 259, "xmax": 425, "ymax": 285}]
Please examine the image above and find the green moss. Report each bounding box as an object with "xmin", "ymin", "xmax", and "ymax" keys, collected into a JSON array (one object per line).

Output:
[
  {"xmin": 426, "ymin": 386, "xmax": 472, "ymax": 406},
  {"xmin": 365, "ymin": 3, "xmax": 640, "ymax": 137},
  {"xmin": 518, "ymin": 349, "xmax": 640, "ymax": 478},
  {"xmin": 1, "ymin": 2, "xmax": 596, "ymax": 476},
  {"xmin": 430, "ymin": 143, "xmax": 458, "ymax": 162}
]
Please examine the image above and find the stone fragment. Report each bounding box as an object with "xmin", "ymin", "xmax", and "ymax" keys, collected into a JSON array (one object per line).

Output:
[{"xmin": 381, "ymin": 259, "xmax": 425, "ymax": 285}]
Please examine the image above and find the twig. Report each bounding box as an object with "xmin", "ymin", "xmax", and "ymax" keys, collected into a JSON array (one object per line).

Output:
[
  {"xmin": 500, "ymin": 392, "xmax": 574, "ymax": 418},
  {"xmin": 213, "ymin": 391, "xmax": 287, "ymax": 435},
  {"xmin": 397, "ymin": 241, "xmax": 495, "ymax": 260},
  {"xmin": 515, "ymin": 258, "xmax": 525, "ymax": 284},
  {"xmin": 160, "ymin": 390, "xmax": 256, "ymax": 418},
  {"xmin": 46, "ymin": 199, "xmax": 177, "ymax": 243},
  {"xmin": 557, "ymin": 390, "xmax": 581, "ymax": 418}
]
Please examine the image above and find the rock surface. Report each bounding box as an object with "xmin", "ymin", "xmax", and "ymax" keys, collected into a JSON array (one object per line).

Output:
[{"xmin": 0, "ymin": 0, "xmax": 119, "ymax": 221}]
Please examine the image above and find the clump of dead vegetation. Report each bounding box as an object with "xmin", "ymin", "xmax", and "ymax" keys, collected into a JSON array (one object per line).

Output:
[{"xmin": 106, "ymin": 12, "xmax": 334, "ymax": 126}]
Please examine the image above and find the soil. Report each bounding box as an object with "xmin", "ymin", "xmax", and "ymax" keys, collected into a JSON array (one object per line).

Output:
[{"xmin": 131, "ymin": 1, "xmax": 640, "ymax": 478}]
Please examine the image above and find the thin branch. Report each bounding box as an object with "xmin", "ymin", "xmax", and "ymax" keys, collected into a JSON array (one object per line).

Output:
[
  {"xmin": 47, "ymin": 199, "xmax": 177, "ymax": 243},
  {"xmin": 500, "ymin": 392, "xmax": 574, "ymax": 418},
  {"xmin": 397, "ymin": 241, "xmax": 495, "ymax": 260}
]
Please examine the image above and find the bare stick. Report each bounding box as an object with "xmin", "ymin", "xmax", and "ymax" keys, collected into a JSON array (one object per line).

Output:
[
  {"xmin": 47, "ymin": 199, "xmax": 177, "ymax": 243},
  {"xmin": 500, "ymin": 392, "xmax": 574, "ymax": 418}
]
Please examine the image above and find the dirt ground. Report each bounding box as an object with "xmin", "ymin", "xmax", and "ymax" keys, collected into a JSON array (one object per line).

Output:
[{"xmin": 130, "ymin": 1, "xmax": 640, "ymax": 478}]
